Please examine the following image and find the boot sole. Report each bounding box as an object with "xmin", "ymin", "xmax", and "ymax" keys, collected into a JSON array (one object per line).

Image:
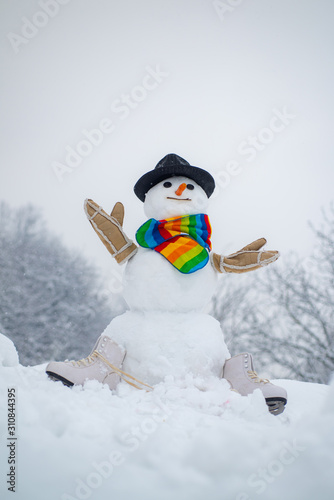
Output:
[
  {"xmin": 46, "ymin": 371, "xmax": 74, "ymax": 388},
  {"xmin": 265, "ymin": 397, "xmax": 287, "ymax": 416}
]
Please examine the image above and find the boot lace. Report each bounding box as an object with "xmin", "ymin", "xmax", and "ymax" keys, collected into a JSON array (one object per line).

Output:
[
  {"xmin": 67, "ymin": 351, "xmax": 153, "ymax": 391},
  {"xmin": 247, "ymin": 370, "xmax": 270, "ymax": 384},
  {"xmin": 70, "ymin": 354, "xmax": 97, "ymax": 367},
  {"xmin": 93, "ymin": 351, "xmax": 153, "ymax": 391}
]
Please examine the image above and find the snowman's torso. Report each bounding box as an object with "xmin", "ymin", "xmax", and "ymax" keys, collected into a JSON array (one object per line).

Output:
[{"xmin": 123, "ymin": 247, "xmax": 218, "ymax": 312}]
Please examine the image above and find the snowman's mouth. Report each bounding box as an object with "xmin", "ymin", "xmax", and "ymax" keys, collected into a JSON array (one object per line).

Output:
[{"xmin": 166, "ymin": 197, "xmax": 191, "ymax": 201}]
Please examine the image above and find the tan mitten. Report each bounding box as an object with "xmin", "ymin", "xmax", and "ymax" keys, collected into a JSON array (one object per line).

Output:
[
  {"xmin": 211, "ymin": 238, "xmax": 279, "ymax": 274},
  {"xmin": 84, "ymin": 199, "xmax": 137, "ymax": 264}
]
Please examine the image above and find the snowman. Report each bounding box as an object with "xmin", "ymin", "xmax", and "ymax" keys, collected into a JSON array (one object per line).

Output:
[{"xmin": 46, "ymin": 154, "xmax": 287, "ymax": 415}]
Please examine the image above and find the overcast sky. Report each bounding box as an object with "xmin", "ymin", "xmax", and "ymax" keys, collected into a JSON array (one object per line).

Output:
[{"xmin": 1, "ymin": 0, "xmax": 334, "ymax": 285}]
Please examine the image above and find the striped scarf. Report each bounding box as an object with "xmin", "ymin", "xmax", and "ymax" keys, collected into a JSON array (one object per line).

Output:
[{"xmin": 136, "ymin": 214, "xmax": 212, "ymax": 274}]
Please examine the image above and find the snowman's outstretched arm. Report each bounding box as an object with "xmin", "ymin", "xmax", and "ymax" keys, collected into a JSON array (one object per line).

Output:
[
  {"xmin": 84, "ymin": 199, "xmax": 138, "ymax": 264},
  {"xmin": 210, "ymin": 238, "xmax": 279, "ymax": 274}
]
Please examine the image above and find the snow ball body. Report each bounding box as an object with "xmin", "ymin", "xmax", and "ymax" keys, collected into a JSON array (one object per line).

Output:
[
  {"xmin": 104, "ymin": 177, "xmax": 230, "ymax": 384},
  {"xmin": 105, "ymin": 310, "xmax": 230, "ymax": 385}
]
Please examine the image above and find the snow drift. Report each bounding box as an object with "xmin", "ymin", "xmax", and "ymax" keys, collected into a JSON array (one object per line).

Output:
[{"xmin": 0, "ymin": 333, "xmax": 333, "ymax": 500}]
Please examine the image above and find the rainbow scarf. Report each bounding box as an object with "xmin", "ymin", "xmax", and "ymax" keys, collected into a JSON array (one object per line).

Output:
[{"xmin": 136, "ymin": 214, "xmax": 212, "ymax": 274}]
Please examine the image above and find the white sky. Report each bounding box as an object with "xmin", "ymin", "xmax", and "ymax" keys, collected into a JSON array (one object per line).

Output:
[{"xmin": 1, "ymin": 0, "xmax": 334, "ymax": 284}]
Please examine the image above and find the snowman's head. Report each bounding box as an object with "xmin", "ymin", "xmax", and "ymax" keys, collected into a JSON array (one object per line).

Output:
[
  {"xmin": 134, "ymin": 153, "xmax": 215, "ymax": 219},
  {"xmin": 144, "ymin": 176, "xmax": 209, "ymax": 220}
]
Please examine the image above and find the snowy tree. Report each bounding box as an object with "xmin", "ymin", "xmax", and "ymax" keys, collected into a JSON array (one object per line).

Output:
[
  {"xmin": 0, "ymin": 201, "xmax": 113, "ymax": 365},
  {"xmin": 210, "ymin": 272, "xmax": 256, "ymax": 356},
  {"xmin": 210, "ymin": 204, "xmax": 334, "ymax": 384}
]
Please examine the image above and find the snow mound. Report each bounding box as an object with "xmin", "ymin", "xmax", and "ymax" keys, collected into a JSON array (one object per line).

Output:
[
  {"xmin": 0, "ymin": 333, "xmax": 19, "ymax": 367},
  {"xmin": 0, "ymin": 354, "xmax": 333, "ymax": 500}
]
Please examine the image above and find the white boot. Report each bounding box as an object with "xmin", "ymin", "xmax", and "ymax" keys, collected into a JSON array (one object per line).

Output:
[
  {"xmin": 222, "ymin": 353, "xmax": 287, "ymax": 415},
  {"xmin": 46, "ymin": 335, "xmax": 126, "ymax": 390}
]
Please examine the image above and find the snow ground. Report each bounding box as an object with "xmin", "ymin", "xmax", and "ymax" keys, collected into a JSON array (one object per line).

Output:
[{"xmin": 0, "ymin": 334, "xmax": 333, "ymax": 500}]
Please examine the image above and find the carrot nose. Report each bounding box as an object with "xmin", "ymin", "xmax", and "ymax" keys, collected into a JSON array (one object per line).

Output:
[{"xmin": 175, "ymin": 183, "xmax": 187, "ymax": 196}]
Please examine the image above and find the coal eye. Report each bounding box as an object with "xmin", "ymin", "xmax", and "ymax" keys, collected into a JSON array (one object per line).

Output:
[
  {"xmin": 163, "ymin": 181, "xmax": 172, "ymax": 188},
  {"xmin": 187, "ymin": 184, "xmax": 194, "ymax": 190}
]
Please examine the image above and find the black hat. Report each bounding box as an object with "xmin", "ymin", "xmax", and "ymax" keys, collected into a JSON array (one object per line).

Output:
[{"xmin": 134, "ymin": 153, "xmax": 215, "ymax": 202}]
